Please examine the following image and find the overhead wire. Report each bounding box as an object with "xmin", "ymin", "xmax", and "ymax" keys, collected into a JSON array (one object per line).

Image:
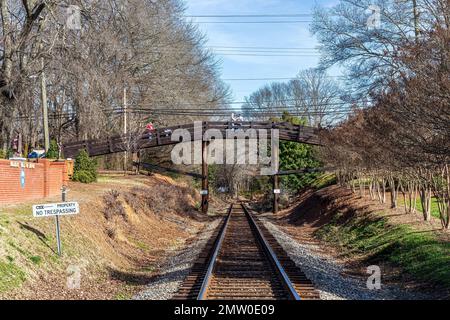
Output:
[
  {"xmin": 184, "ymin": 14, "xmax": 314, "ymax": 18},
  {"xmin": 188, "ymin": 20, "xmax": 313, "ymax": 24}
]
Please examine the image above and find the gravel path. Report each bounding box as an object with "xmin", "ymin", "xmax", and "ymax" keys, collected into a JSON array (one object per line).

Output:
[
  {"xmin": 134, "ymin": 219, "xmax": 220, "ymax": 300},
  {"xmin": 262, "ymin": 220, "xmax": 436, "ymax": 300}
]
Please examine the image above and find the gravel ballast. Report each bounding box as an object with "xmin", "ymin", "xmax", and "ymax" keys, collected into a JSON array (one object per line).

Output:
[
  {"xmin": 262, "ymin": 220, "xmax": 437, "ymax": 300},
  {"xmin": 134, "ymin": 219, "xmax": 220, "ymax": 300}
]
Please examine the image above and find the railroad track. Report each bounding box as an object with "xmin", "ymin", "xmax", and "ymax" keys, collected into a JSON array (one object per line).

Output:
[{"xmin": 174, "ymin": 203, "xmax": 320, "ymax": 300}]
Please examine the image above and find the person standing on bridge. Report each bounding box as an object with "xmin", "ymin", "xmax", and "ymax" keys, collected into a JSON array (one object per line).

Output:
[
  {"xmin": 146, "ymin": 122, "xmax": 155, "ymax": 141},
  {"xmin": 231, "ymin": 113, "xmax": 244, "ymax": 130}
]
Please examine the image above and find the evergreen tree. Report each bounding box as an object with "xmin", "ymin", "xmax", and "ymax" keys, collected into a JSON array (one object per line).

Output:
[
  {"xmin": 279, "ymin": 113, "xmax": 321, "ymax": 192},
  {"xmin": 72, "ymin": 150, "xmax": 98, "ymax": 183},
  {"xmin": 46, "ymin": 140, "xmax": 59, "ymax": 159}
]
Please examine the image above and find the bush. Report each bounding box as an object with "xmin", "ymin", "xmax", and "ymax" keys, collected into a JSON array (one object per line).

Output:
[
  {"xmin": 0, "ymin": 149, "xmax": 13, "ymax": 159},
  {"xmin": 103, "ymin": 190, "xmax": 126, "ymax": 221},
  {"xmin": 124, "ymin": 184, "xmax": 196, "ymax": 216},
  {"xmin": 46, "ymin": 140, "xmax": 59, "ymax": 159},
  {"xmin": 72, "ymin": 150, "xmax": 97, "ymax": 183},
  {"xmin": 72, "ymin": 170, "xmax": 96, "ymax": 183}
]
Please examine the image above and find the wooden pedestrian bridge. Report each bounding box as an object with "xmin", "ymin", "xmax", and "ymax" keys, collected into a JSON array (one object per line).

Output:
[{"xmin": 62, "ymin": 121, "xmax": 322, "ymax": 158}]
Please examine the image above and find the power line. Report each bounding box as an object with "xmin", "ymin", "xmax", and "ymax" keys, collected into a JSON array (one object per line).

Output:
[
  {"xmin": 113, "ymin": 109, "xmax": 355, "ymax": 115},
  {"xmin": 212, "ymin": 49, "xmax": 318, "ymax": 53},
  {"xmin": 184, "ymin": 14, "xmax": 314, "ymax": 18},
  {"xmin": 13, "ymin": 108, "xmax": 359, "ymax": 121},
  {"xmin": 222, "ymin": 77, "xmax": 342, "ymax": 81},
  {"xmin": 106, "ymin": 110, "xmax": 355, "ymax": 118},
  {"xmin": 13, "ymin": 99, "xmax": 370, "ymax": 121},
  {"xmin": 215, "ymin": 53, "xmax": 319, "ymax": 57},
  {"xmin": 191, "ymin": 20, "xmax": 313, "ymax": 24},
  {"xmin": 104, "ymin": 105, "xmax": 360, "ymax": 114},
  {"xmin": 106, "ymin": 96, "xmax": 371, "ymax": 108},
  {"xmin": 208, "ymin": 46, "xmax": 318, "ymax": 50},
  {"xmin": 225, "ymin": 77, "xmax": 294, "ymax": 81},
  {"xmin": 131, "ymin": 103, "xmax": 354, "ymax": 109},
  {"xmin": 108, "ymin": 99, "xmax": 370, "ymax": 108},
  {"xmin": 14, "ymin": 99, "xmax": 370, "ymax": 120}
]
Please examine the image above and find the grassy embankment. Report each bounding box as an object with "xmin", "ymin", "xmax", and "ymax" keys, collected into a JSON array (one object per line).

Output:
[
  {"xmin": 398, "ymin": 197, "xmax": 442, "ymax": 219},
  {"xmin": 312, "ymin": 184, "xmax": 450, "ymax": 289},
  {"xmin": 0, "ymin": 174, "xmax": 203, "ymax": 299}
]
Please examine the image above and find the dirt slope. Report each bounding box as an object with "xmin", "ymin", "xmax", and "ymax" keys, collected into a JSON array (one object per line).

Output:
[
  {"xmin": 266, "ymin": 185, "xmax": 450, "ymax": 297},
  {"xmin": 0, "ymin": 174, "xmax": 211, "ymax": 300}
]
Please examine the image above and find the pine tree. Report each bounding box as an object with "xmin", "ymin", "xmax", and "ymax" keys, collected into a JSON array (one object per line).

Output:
[
  {"xmin": 279, "ymin": 113, "xmax": 321, "ymax": 192},
  {"xmin": 72, "ymin": 150, "xmax": 98, "ymax": 183},
  {"xmin": 46, "ymin": 140, "xmax": 59, "ymax": 159}
]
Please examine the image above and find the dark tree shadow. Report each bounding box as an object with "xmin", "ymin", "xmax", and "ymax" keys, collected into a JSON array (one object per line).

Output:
[{"xmin": 17, "ymin": 222, "xmax": 57, "ymax": 254}]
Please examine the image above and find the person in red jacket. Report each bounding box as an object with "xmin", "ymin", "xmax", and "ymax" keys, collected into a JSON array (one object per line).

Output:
[{"xmin": 145, "ymin": 122, "xmax": 155, "ymax": 141}]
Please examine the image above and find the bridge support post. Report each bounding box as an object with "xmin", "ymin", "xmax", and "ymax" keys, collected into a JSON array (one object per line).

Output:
[
  {"xmin": 201, "ymin": 140, "xmax": 209, "ymax": 214},
  {"xmin": 272, "ymin": 128, "xmax": 280, "ymax": 215},
  {"xmin": 132, "ymin": 151, "xmax": 140, "ymax": 175},
  {"xmin": 273, "ymin": 175, "xmax": 279, "ymax": 214}
]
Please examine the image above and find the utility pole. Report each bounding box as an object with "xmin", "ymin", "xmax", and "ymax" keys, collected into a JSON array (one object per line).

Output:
[
  {"xmin": 41, "ymin": 57, "xmax": 50, "ymax": 152},
  {"xmin": 201, "ymin": 140, "xmax": 209, "ymax": 214},
  {"xmin": 412, "ymin": 0, "xmax": 419, "ymax": 41},
  {"xmin": 123, "ymin": 88, "xmax": 128, "ymax": 173},
  {"xmin": 38, "ymin": 17, "xmax": 50, "ymax": 153},
  {"xmin": 273, "ymin": 175, "xmax": 279, "ymax": 214}
]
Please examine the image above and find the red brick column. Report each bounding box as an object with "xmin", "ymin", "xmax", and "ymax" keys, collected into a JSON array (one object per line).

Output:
[{"xmin": 63, "ymin": 160, "xmax": 74, "ymax": 185}]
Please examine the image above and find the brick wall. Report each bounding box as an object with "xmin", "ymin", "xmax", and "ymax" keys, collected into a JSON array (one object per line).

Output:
[{"xmin": 0, "ymin": 159, "xmax": 73, "ymax": 205}]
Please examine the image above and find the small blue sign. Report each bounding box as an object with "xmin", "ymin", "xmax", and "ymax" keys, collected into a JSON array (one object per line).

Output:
[{"xmin": 20, "ymin": 166, "xmax": 25, "ymax": 189}]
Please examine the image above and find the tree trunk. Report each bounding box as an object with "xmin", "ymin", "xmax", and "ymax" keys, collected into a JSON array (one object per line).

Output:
[
  {"xmin": 376, "ymin": 179, "xmax": 383, "ymax": 203},
  {"xmin": 388, "ymin": 177, "xmax": 398, "ymax": 209},
  {"xmin": 420, "ymin": 185, "xmax": 431, "ymax": 221},
  {"xmin": 412, "ymin": 183, "xmax": 418, "ymax": 214}
]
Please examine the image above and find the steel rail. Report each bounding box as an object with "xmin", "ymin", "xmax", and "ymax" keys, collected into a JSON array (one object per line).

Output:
[
  {"xmin": 197, "ymin": 203, "xmax": 301, "ymax": 300},
  {"xmin": 197, "ymin": 204, "xmax": 233, "ymax": 300},
  {"xmin": 241, "ymin": 203, "xmax": 301, "ymax": 300}
]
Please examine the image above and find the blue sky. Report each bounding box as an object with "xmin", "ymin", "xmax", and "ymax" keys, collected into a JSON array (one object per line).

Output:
[{"xmin": 184, "ymin": 0, "xmax": 340, "ymax": 102}]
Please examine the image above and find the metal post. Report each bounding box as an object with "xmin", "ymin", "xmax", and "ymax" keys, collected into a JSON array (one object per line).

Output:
[
  {"xmin": 55, "ymin": 215, "xmax": 61, "ymax": 256},
  {"xmin": 123, "ymin": 88, "xmax": 128, "ymax": 174},
  {"xmin": 271, "ymin": 126, "xmax": 280, "ymax": 214},
  {"xmin": 273, "ymin": 175, "xmax": 279, "ymax": 214},
  {"xmin": 201, "ymin": 140, "xmax": 209, "ymax": 214},
  {"xmin": 56, "ymin": 187, "xmax": 68, "ymax": 257}
]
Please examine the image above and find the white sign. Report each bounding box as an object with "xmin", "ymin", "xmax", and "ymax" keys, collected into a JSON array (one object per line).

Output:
[
  {"xmin": 273, "ymin": 189, "xmax": 281, "ymax": 194},
  {"xmin": 33, "ymin": 202, "xmax": 80, "ymax": 218},
  {"xmin": 10, "ymin": 161, "xmax": 36, "ymax": 169},
  {"xmin": 200, "ymin": 190, "xmax": 208, "ymax": 195}
]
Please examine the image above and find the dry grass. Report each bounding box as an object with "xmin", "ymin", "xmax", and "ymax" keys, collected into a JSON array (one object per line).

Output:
[
  {"xmin": 124, "ymin": 184, "xmax": 196, "ymax": 217},
  {"xmin": 0, "ymin": 175, "xmax": 206, "ymax": 300}
]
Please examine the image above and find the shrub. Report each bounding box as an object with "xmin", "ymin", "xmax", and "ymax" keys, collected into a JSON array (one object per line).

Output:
[
  {"xmin": 72, "ymin": 150, "xmax": 97, "ymax": 183},
  {"xmin": 103, "ymin": 190, "xmax": 126, "ymax": 221},
  {"xmin": 46, "ymin": 140, "xmax": 59, "ymax": 159},
  {"xmin": 72, "ymin": 171, "xmax": 96, "ymax": 183},
  {"xmin": 0, "ymin": 149, "xmax": 13, "ymax": 159},
  {"xmin": 123, "ymin": 184, "xmax": 195, "ymax": 216}
]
